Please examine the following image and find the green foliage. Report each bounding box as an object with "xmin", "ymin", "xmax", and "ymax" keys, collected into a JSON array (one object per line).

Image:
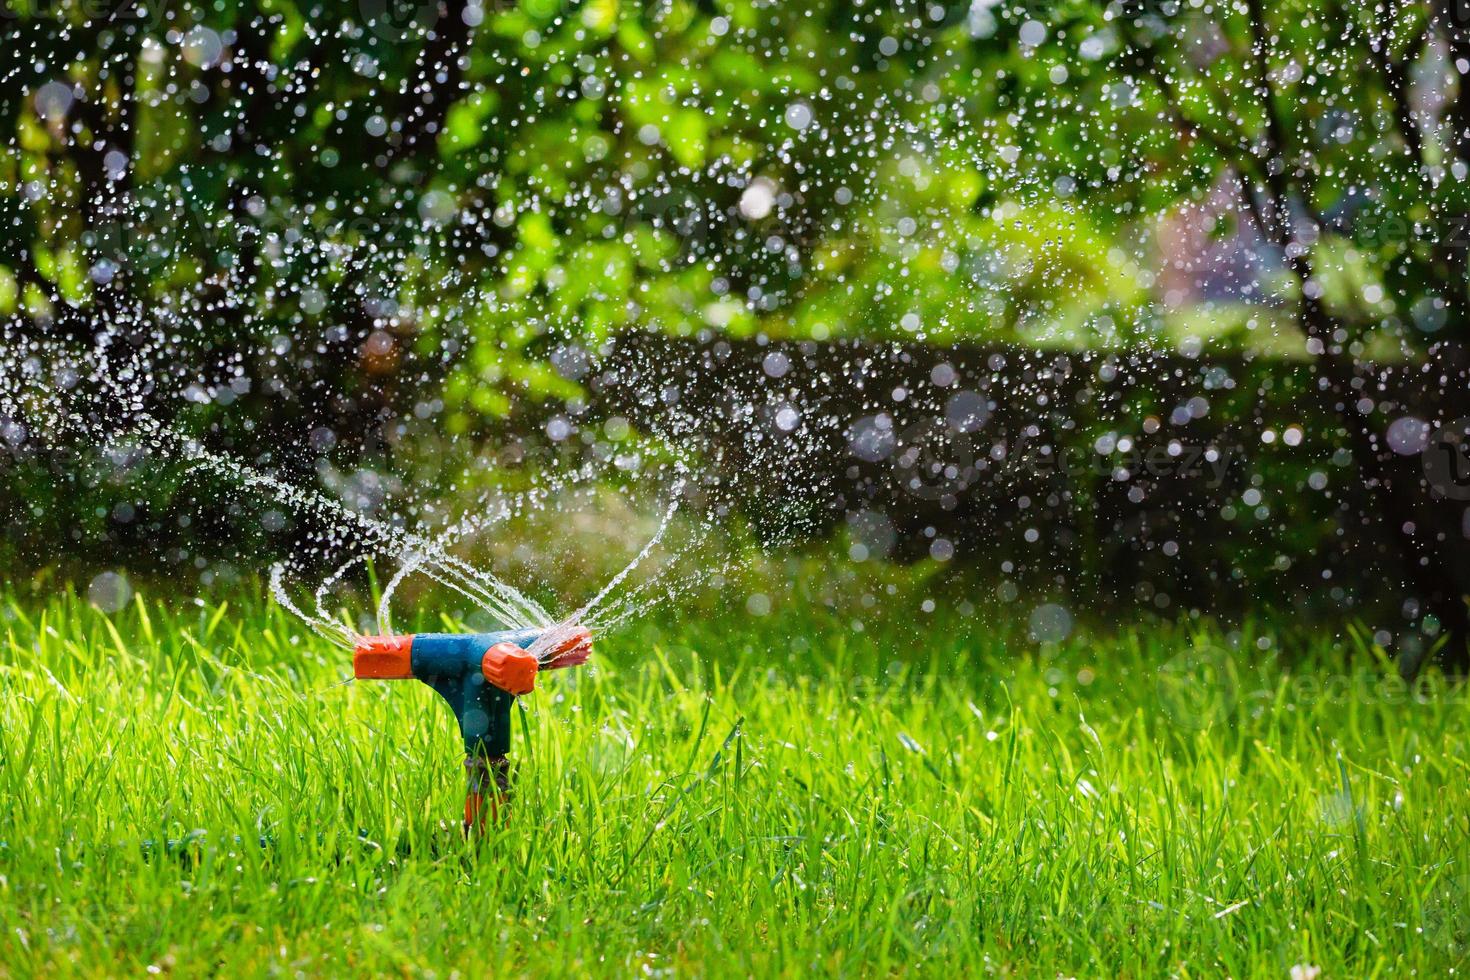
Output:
[
  {"xmin": 7, "ymin": 1, "xmax": 1455, "ymax": 420},
  {"xmin": 992, "ymin": 0, "xmax": 1467, "ymax": 347},
  {"xmin": 0, "ymin": 0, "xmax": 1184, "ymax": 418}
]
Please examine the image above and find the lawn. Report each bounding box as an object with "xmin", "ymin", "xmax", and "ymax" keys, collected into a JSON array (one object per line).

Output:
[{"xmin": 1, "ymin": 588, "xmax": 1467, "ymax": 976}]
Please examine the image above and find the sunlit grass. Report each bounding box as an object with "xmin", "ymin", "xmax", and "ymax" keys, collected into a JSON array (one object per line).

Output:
[{"xmin": 1, "ymin": 589, "xmax": 1467, "ymax": 975}]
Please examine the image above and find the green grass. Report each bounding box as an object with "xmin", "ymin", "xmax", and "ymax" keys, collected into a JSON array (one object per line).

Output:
[{"xmin": 2, "ymin": 588, "xmax": 1469, "ymax": 976}]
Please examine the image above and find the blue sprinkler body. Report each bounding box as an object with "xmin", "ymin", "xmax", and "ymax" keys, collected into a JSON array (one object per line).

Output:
[
  {"xmin": 352, "ymin": 626, "xmax": 592, "ymax": 829},
  {"xmin": 407, "ymin": 629, "xmax": 541, "ymax": 759}
]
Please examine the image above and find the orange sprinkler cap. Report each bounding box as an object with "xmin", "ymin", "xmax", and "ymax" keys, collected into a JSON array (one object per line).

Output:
[
  {"xmin": 543, "ymin": 627, "xmax": 593, "ymax": 670},
  {"xmin": 482, "ymin": 641, "xmax": 538, "ymax": 695},
  {"xmin": 464, "ymin": 790, "xmax": 503, "ymax": 830},
  {"xmin": 552, "ymin": 627, "xmax": 592, "ymax": 659},
  {"xmin": 353, "ymin": 635, "xmax": 415, "ymax": 679}
]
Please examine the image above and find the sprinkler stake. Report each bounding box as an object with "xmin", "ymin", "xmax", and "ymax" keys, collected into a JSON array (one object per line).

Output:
[{"xmin": 353, "ymin": 626, "xmax": 591, "ymax": 832}]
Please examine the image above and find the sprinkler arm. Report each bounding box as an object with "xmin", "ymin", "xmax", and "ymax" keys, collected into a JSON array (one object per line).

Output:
[{"xmin": 352, "ymin": 626, "xmax": 592, "ymax": 830}]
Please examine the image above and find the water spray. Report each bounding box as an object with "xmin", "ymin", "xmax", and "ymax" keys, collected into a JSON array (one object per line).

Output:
[
  {"xmin": 352, "ymin": 625, "xmax": 592, "ymax": 831},
  {"xmin": 8, "ymin": 365, "xmax": 686, "ymax": 835}
]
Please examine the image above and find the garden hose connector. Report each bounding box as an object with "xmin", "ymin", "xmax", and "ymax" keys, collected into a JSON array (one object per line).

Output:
[{"xmin": 352, "ymin": 626, "xmax": 592, "ymax": 832}]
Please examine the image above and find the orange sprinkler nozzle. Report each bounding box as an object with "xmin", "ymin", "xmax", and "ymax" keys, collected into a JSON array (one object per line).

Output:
[
  {"xmin": 353, "ymin": 634, "xmax": 415, "ymax": 679},
  {"xmin": 543, "ymin": 627, "xmax": 593, "ymax": 670},
  {"xmin": 481, "ymin": 641, "xmax": 539, "ymax": 695},
  {"xmin": 464, "ymin": 756, "xmax": 511, "ymax": 830}
]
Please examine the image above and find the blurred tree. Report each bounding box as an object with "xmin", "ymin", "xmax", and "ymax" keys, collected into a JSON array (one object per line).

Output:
[
  {"xmin": 966, "ymin": 0, "xmax": 1470, "ymax": 671},
  {"xmin": 0, "ymin": 0, "xmax": 1136, "ymax": 550}
]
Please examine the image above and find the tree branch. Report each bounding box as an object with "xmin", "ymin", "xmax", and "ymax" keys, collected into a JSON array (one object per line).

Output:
[{"xmin": 1371, "ymin": 0, "xmax": 1429, "ymax": 164}]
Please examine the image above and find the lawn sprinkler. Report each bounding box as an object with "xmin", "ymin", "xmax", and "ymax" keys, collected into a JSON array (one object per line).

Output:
[{"xmin": 352, "ymin": 625, "xmax": 592, "ymax": 832}]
